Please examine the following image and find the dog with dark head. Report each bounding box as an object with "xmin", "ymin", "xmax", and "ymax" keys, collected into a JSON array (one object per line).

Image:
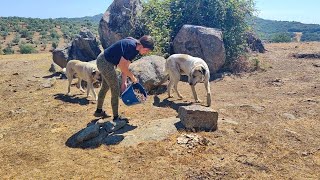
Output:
[
  {"xmin": 165, "ymin": 54, "xmax": 211, "ymax": 106},
  {"xmin": 63, "ymin": 60, "xmax": 101, "ymax": 101}
]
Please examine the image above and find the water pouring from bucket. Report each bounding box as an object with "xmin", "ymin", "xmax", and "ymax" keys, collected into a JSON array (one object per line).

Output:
[{"xmin": 121, "ymin": 83, "xmax": 147, "ymax": 106}]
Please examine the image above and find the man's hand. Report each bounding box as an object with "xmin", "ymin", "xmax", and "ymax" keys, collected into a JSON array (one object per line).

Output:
[
  {"xmin": 121, "ymin": 82, "xmax": 127, "ymax": 93},
  {"xmin": 131, "ymin": 76, "xmax": 138, "ymax": 84}
]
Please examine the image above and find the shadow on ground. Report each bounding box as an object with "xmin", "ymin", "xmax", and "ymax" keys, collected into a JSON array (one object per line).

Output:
[
  {"xmin": 65, "ymin": 119, "xmax": 137, "ymax": 149},
  {"xmin": 153, "ymin": 95, "xmax": 192, "ymax": 112},
  {"xmin": 54, "ymin": 93, "xmax": 90, "ymax": 105}
]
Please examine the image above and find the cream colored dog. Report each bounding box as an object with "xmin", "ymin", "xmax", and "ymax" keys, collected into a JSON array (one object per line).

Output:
[
  {"xmin": 165, "ymin": 54, "xmax": 211, "ymax": 106},
  {"xmin": 64, "ymin": 60, "xmax": 101, "ymax": 101}
]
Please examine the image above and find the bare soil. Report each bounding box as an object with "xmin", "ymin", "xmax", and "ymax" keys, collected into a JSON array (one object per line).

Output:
[{"xmin": 0, "ymin": 42, "xmax": 319, "ymax": 179}]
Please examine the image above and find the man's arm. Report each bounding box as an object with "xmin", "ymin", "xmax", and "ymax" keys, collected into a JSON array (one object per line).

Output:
[{"xmin": 118, "ymin": 57, "xmax": 138, "ymax": 83}]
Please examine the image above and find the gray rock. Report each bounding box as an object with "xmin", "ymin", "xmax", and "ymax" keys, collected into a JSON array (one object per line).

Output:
[
  {"xmin": 68, "ymin": 30, "xmax": 101, "ymax": 61},
  {"xmin": 76, "ymin": 124, "xmax": 101, "ymax": 143},
  {"xmin": 79, "ymin": 129, "xmax": 108, "ymax": 148},
  {"xmin": 52, "ymin": 29, "xmax": 101, "ymax": 68},
  {"xmin": 129, "ymin": 55, "xmax": 168, "ymax": 91},
  {"xmin": 246, "ymin": 32, "xmax": 266, "ymax": 53},
  {"xmin": 49, "ymin": 63, "xmax": 60, "ymax": 73},
  {"xmin": 178, "ymin": 105, "xmax": 218, "ymax": 131},
  {"xmin": 99, "ymin": 0, "xmax": 143, "ymax": 49},
  {"xmin": 173, "ymin": 24, "xmax": 226, "ymax": 73},
  {"xmin": 105, "ymin": 117, "xmax": 180, "ymax": 146},
  {"xmin": 41, "ymin": 78, "xmax": 56, "ymax": 88},
  {"xmin": 52, "ymin": 47, "xmax": 69, "ymax": 68}
]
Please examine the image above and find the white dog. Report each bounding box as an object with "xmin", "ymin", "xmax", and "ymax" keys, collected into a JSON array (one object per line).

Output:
[
  {"xmin": 63, "ymin": 60, "xmax": 101, "ymax": 101},
  {"xmin": 165, "ymin": 54, "xmax": 211, "ymax": 106}
]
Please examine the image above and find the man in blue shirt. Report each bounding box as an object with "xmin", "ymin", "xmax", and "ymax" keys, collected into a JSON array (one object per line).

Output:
[{"xmin": 94, "ymin": 35, "xmax": 154, "ymax": 123}]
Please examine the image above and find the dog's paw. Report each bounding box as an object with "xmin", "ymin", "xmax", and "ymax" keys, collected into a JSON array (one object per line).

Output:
[{"xmin": 66, "ymin": 92, "xmax": 71, "ymax": 96}]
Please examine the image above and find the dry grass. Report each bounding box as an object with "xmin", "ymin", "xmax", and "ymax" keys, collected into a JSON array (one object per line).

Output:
[{"xmin": 0, "ymin": 42, "xmax": 320, "ymax": 179}]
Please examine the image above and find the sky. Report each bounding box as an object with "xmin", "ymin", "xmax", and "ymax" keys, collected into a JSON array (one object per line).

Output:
[
  {"xmin": 255, "ymin": 0, "xmax": 320, "ymax": 24},
  {"xmin": 0, "ymin": 0, "xmax": 319, "ymax": 25}
]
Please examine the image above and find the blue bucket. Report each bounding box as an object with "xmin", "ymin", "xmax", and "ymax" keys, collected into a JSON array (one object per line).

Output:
[{"xmin": 121, "ymin": 83, "xmax": 147, "ymax": 106}]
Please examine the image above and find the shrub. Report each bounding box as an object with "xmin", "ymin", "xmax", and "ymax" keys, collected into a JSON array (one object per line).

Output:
[
  {"xmin": 12, "ymin": 34, "xmax": 21, "ymax": 44},
  {"xmin": 51, "ymin": 41, "xmax": 59, "ymax": 49},
  {"xmin": 19, "ymin": 44, "xmax": 37, "ymax": 54},
  {"xmin": 136, "ymin": 0, "xmax": 254, "ymax": 71},
  {"xmin": 50, "ymin": 30, "xmax": 61, "ymax": 39},
  {"xmin": 3, "ymin": 46, "xmax": 14, "ymax": 55},
  {"xmin": 271, "ymin": 33, "xmax": 292, "ymax": 43}
]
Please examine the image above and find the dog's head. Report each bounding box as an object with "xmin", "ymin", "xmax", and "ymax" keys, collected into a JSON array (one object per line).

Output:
[
  {"xmin": 189, "ymin": 66, "xmax": 206, "ymax": 86},
  {"xmin": 91, "ymin": 69, "xmax": 102, "ymax": 82}
]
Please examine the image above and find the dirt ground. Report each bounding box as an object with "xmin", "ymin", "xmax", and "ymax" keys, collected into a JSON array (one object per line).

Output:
[{"xmin": 0, "ymin": 42, "xmax": 319, "ymax": 179}]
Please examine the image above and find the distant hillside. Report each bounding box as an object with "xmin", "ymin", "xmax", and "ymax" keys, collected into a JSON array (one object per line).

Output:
[
  {"xmin": 56, "ymin": 13, "xmax": 103, "ymax": 24},
  {"xmin": 251, "ymin": 17, "xmax": 320, "ymax": 42},
  {"xmin": 0, "ymin": 15, "xmax": 102, "ymax": 55}
]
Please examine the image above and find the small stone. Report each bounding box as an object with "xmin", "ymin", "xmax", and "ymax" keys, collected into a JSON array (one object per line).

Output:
[{"xmin": 283, "ymin": 113, "xmax": 296, "ymax": 120}]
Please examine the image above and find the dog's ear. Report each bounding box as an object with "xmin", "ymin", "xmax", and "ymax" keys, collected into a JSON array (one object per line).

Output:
[{"xmin": 200, "ymin": 66, "xmax": 206, "ymax": 75}]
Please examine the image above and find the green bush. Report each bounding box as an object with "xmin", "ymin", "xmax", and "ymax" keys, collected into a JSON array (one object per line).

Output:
[
  {"xmin": 271, "ymin": 33, "xmax": 292, "ymax": 43},
  {"xmin": 136, "ymin": 0, "xmax": 172, "ymax": 54},
  {"xmin": 136, "ymin": 0, "xmax": 254, "ymax": 70},
  {"xmin": 19, "ymin": 44, "xmax": 37, "ymax": 54},
  {"xmin": 3, "ymin": 46, "xmax": 14, "ymax": 55},
  {"xmin": 51, "ymin": 41, "xmax": 59, "ymax": 49},
  {"xmin": 12, "ymin": 34, "xmax": 21, "ymax": 44}
]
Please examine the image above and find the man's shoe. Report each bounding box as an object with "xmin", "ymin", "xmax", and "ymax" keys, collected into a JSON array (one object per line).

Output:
[
  {"xmin": 93, "ymin": 110, "xmax": 109, "ymax": 118},
  {"xmin": 113, "ymin": 116, "xmax": 129, "ymax": 123}
]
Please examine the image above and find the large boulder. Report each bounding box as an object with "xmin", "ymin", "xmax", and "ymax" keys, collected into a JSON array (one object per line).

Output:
[
  {"xmin": 68, "ymin": 30, "xmax": 101, "ymax": 61},
  {"xmin": 52, "ymin": 47, "xmax": 69, "ymax": 68},
  {"xmin": 129, "ymin": 55, "xmax": 168, "ymax": 92},
  {"xmin": 246, "ymin": 32, "xmax": 266, "ymax": 53},
  {"xmin": 52, "ymin": 29, "xmax": 101, "ymax": 68},
  {"xmin": 173, "ymin": 25, "xmax": 226, "ymax": 74},
  {"xmin": 99, "ymin": 0, "xmax": 143, "ymax": 49}
]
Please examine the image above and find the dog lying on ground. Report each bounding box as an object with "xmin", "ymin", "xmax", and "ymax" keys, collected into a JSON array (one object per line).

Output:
[
  {"xmin": 165, "ymin": 54, "xmax": 211, "ymax": 106},
  {"xmin": 63, "ymin": 60, "xmax": 101, "ymax": 101}
]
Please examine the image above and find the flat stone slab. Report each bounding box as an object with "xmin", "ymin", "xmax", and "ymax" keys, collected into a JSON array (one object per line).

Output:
[
  {"xmin": 104, "ymin": 117, "xmax": 180, "ymax": 146},
  {"xmin": 178, "ymin": 105, "xmax": 218, "ymax": 131}
]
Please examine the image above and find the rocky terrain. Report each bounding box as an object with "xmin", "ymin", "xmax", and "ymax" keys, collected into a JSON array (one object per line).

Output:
[{"xmin": 0, "ymin": 42, "xmax": 319, "ymax": 179}]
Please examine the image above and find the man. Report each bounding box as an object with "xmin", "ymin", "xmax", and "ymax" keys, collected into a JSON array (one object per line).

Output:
[{"xmin": 94, "ymin": 35, "xmax": 154, "ymax": 123}]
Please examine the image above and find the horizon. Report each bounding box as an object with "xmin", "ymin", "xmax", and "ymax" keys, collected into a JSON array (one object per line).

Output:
[{"xmin": 0, "ymin": 0, "xmax": 319, "ymax": 25}]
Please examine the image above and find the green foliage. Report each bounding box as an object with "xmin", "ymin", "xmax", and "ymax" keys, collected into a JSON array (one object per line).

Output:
[
  {"xmin": 138, "ymin": 0, "xmax": 254, "ymax": 69},
  {"xmin": 3, "ymin": 45, "xmax": 14, "ymax": 55},
  {"xmin": 51, "ymin": 40, "xmax": 59, "ymax": 49},
  {"xmin": 19, "ymin": 44, "xmax": 37, "ymax": 54},
  {"xmin": 12, "ymin": 34, "xmax": 21, "ymax": 44},
  {"xmin": 271, "ymin": 33, "xmax": 292, "ymax": 43},
  {"xmin": 50, "ymin": 30, "xmax": 60, "ymax": 39},
  {"xmin": 1, "ymin": 31, "xmax": 9, "ymax": 40},
  {"xmin": 137, "ymin": 0, "xmax": 172, "ymax": 54}
]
